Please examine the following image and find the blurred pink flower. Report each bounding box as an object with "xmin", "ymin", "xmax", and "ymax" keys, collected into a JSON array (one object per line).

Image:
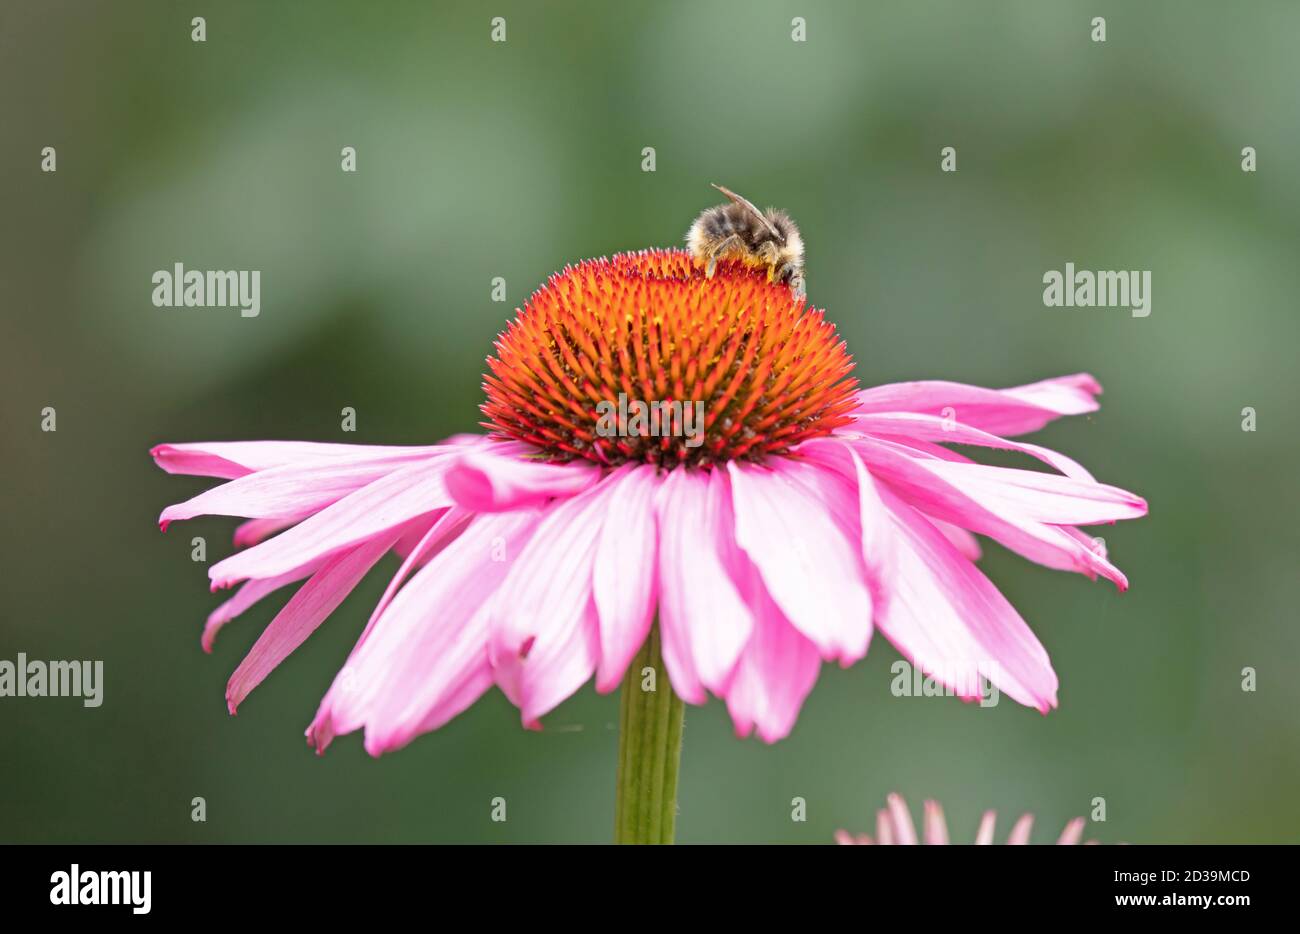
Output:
[
  {"xmin": 836, "ymin": 793, "xmax": 1091, "ymax": 845},
  {"xmin": 152, "ymin": 250, "xmax": 1145, "ymax": 755}
]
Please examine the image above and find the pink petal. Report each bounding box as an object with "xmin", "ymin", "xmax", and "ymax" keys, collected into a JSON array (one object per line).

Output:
[
  {"xmin": 592, "ymin": 466, "xmax": 661, "ymax": 692},
  {"xmin": 1057, "ymin": 818, "xmax": 1085, "ymax": 845},
  {"xmin": 497, "ymin": 596, "xmax": 600, "ymax": 727},
  {"xmin": 392, "ymin": 517, "xmax": 447, "ymax": 561},
  {"xmin": 923, "ymin": 800, "xmax": 950, "ymax": 844},
  {"xmin": 353, "ymin": 508, "xmax": 473, "ymax": 651},
  {"xmin": 998, "ymin": 373, "xmax": 1105, "ymax": 429},
  {"xmin": 226, "ymin": 531, "xmax": 400, "ymax": 713},
  {"xmin": 151, "ymin": 439, "xmax": 466, "ymax": 479},
  {"xmin": 876, "ymin": 809, "xmax": 895, "ymax": 845},
  {"xmin": 1006, "ymin": 814, "xmax": 1035, "ymax": 845},
  {"xmin": 886, "ymin": 793, "xmax": 919, "ymax": 845},
  {"xmin": 922, "ymin": 459, "xmax": 1145, "ymax": 526},
  {"xmin": 232, "ymin": 517, "xmax": 300, "ymax": 548},
  {"xmin": 158, "ymin": 448, "xmax": 452, "ymax": 528},
  {"xmin": 851, "ymin": 411, "xmax": 1095, "ymax": 481},
  {"xmin": 849, "ymin": 436, "xmax": 1134, "ymax": 588},
  {"xmin": 722, "ymin": 578, "xmax": 821, "ymax": 744},
  {"xmin": 202, "ymin": 566, "xmax": 319, "ymax": 652},
  {"xmin": 489, "ymin": 482, "xmax": 609, "ymax": 723},
  {"xmin": 361, "ymin": 621, "xmax": 495, "ymax": 756},
  {"xmin": 444, "ymin": 444, "xmax": 600, "ymax": 512},
  {"xmin": 874, "ymin": 488, "xmax": 1060, "ymax": 713},
  {"xmin": 931, "ymin": 519, "xmax": 982, "ymax": 561},
  {"xmin": 309, "ymin": 510, "xmax": 541, "ymax": 755},
  {"xmin": 864, "ymin": 433, "xmax": 978, "ymax": 465},
  {"xmin": 975, "ymin": 811, "xmax": 997, "ymax": 845},
  {"xmin": 728, "ymin": 460, "xmax": 873, "ymax": 663},
  {"xmin": 655, "ymin": 468, "xmax": 753, "ymax": 701},
  {"xmin": 795, "ymin": 439, "xmax": 895, "ymax": 615},
  {"xmin": 400, "ymin": 661, "xmax": 497, "ymax": 744},
  {"xmin": 853, "ymin": 373, "xmax": 1102, "ymax": 437},
  {"xmin": 207, "ymin": 458, "xmax": 455, "ymax": 587}
]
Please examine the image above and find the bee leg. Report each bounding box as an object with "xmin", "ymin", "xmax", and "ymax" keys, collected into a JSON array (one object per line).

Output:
[{"xmin": 705, "ymin": 235, "xmax": 743, "ymax": 278}]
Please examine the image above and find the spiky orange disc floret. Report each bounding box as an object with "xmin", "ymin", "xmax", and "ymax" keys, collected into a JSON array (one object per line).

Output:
[{"xmin": 481, "ymin": 249, "xmax": 859, "ymax": 468}]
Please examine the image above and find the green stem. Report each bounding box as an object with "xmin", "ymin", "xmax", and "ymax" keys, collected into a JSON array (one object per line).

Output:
[{"xmin": 614, "ymin": 623, "xmax": 685, "ymax": 844}]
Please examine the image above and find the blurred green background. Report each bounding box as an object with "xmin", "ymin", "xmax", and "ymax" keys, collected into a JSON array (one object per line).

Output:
[{"xmin": 2, "ymin": 0, "xmax": 1297, "ymax": 844}]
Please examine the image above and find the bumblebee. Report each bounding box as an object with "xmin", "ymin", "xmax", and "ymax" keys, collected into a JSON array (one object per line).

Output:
[{"xmin": 686, "ymin": 183, "xmax": 805, "ymax": 301}]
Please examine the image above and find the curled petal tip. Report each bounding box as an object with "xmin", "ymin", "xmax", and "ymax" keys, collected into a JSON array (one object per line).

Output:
[
  {"xmin": 1074, "ymin": 372, "xmax": 1102, "ymax": 394},
  {"xmin": 305, "ymin": 723, "xmax": 334, "ymax": 756}
]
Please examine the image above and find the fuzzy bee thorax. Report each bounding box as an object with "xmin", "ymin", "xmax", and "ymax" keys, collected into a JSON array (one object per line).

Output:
[{"xmin": 685, "ymin": 184, "xmax": 807, "ymax": 301}]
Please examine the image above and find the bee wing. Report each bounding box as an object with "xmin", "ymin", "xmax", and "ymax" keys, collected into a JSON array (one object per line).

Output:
[{"xmin": 710, "ymin": 183, "xmax": 781, "ymax": 239}]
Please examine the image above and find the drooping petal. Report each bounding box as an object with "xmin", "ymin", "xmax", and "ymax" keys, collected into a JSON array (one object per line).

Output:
[
  {"xmin": 361, "ymin": 608, "xmax": 498, "ymax": 755},
  {"xmin": 151, "ymin": 439, "xmax": 463, "ymax": 479},
  {"xmin": 495, "ymin": 595, "xmax": 600, "ymax": 727},
  {"xmin": 655, "ymin": 468, "xmax": 753, "ymax": 701},
  {"xmin": 226, "ymin": 530, "xmax": 401, "ymax": 713},
  {"xmin": 202, "ymin": 566, "xmax": 319, "ymax": 652},
  {"xmin": 1056, "ymin": 527, "xmax": 1128, "ymax": 590},
  {"xmin": 489, "ymin": 482, "xmax": 608, "ymax": 724},
  {"xmin": 206, "ymin": 458, "xmax": 455, "ymax": 587},
  {"xmin": 728, "ymin": 459, "xmax": 872, "ymax": 663},
  {"xmin": 794, "ymin": 438, "xmax": 895, "ymax": 613},
  {"xmin": 308, "ymin": 510, "xmax": 541, "ymax": 755},
  {"xmin": 444, "ymin": 444, "xmax": 600, "ymax": 512},
  {"xmin": 874, "ymin": 487, "xmax": 1060, "ymax": 713},
  {"xmin": 851, "ymin": 410, "xmax": 1095, "ymax": 480},
  {"xmin": 849, "ymin": 435, "xmax": 1135, "ymax": 588},
  {"xmin": 158, "ymin": 448, "xmax": 454, "ymax": 529},
  {"xmin": 401, "ymin": 660, "xmax": 497, "ymax": 742},
  {"xmin": 858, "ymin": 435, "xmax": 1144, "ymax": 526},
  {"xmin": 853, "ymin": 373, "xmax": 1102, "ymax": 437},
  {"xmin": 923, "ymin": 459, "xmax": 1145, "ymax": 526},
  {"xmin": 353, "ymin": 508, "xmax": 473, "ymax": 651},
  {"xmin": 722, "ymin": 576, "xmax": 821, "ymax": 743},
  {"xmin": 592, "ymin": 465, "xmax": 661, "ymax": 692}
]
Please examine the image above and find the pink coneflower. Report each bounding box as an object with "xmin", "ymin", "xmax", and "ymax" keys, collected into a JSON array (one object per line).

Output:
[
  {"xmin": 153, "ymin": 249, "xmax": 1144, "ymax": 842},
  {"xmin": 836, "ymin": 792, "xmax": 1091, "ymax": 845}
]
